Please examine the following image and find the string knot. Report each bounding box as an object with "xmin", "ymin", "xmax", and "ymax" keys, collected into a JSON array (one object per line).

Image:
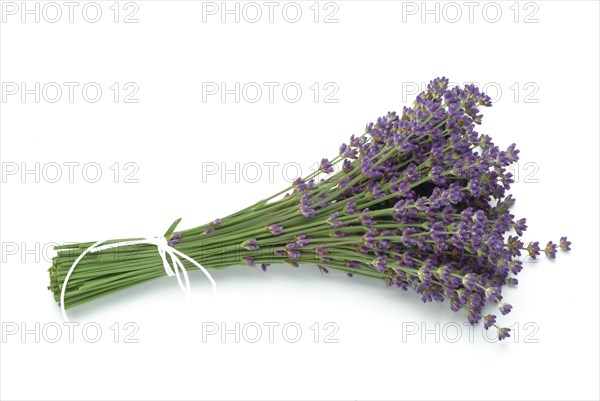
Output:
[{"xmin": 60, "ymin": 225, "xmax": 217, "ymax": 321}]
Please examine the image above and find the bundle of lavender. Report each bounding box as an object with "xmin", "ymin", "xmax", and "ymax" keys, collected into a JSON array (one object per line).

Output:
[{"xmin": 49, "ymin": 78, "xmax": 570, "ymax": 339}]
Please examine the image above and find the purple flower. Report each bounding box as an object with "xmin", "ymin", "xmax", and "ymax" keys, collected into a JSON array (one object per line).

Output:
[
  {"xmin": 244, "ymin": 239, "xmax": 259, "ymax": 250},
  {"xmin": 485, "ymin": 287, "xmax": 500, "ymax": 303},
  {"xmin": 261, "ymin": 263, "xmax": 269, "ymax": 272},
  {"xmin": 468, "ymin": 178, "xmax": 481, "ymax": 196},
  {"xmin": 447, "ymin": 183, "xmax": 462, "ymax": 204},
  {"xmin": 293, "ymin": 178, "xmax": 308, "ymax": 192},
  {"xmin": 371, "ymin": 182, "xmax": 384, "ymax": 199},
  {"xmin": 320, "ymin": 158, "xmax": 334, "ymax": 174},
  {"xmin": 436, "ymin": 265, "xmax": 451, "ymax": 283},
  {"xmin": 544, "ymin": 241, "xmax": 557, "ymax": 259},
  {"xmin": 316, "ymin": 247, "xmax": 328, "ymax": 255},
  {"xmin": 245, "ymin": 257, "xmax": 256, "ymax": 267},
  {"xmin": 204, "ymin": 227, "xmax": 214, "ymax": 234},
  {"xmin": 405, "ymin": 164, "xmax": 421, "ymax": 182},
  {"xmin": 462, "ymin": 273, "xmax": 478, "ymax": 290},
  {"xmin": 342, "ymin": 159, "xmax": 354, "ymax": 173},
  {"xmin": 375, "ymin": 256, "xmax": 388, "ymax": 273},
  {"xmin": 510, "ymin": 260, "xmax": 523, "ymax": 275},
  {"xmin": 513, "ymin": 218, "xmax": 527, "ymax": 236},
  {"xmin": 483, "ymin": 314, "xmax": 496, "ymax": 330},
  {"xmin": 396, "ymin": 180, "xmax": 410, "ymax": 196},
  {"xmin": 327, "ymin": 212, "xmax": 344, "ymax": 228},
  {"xmin": 285, "ymin": 260, "xmax": 299, "ymax": 268},
  {"xmin": 429, "ymin": 222, "xmax": 445, "ymax": 244},
  {"xmin": 527, "ymin": 241, "xmax": 540, "ymax": 258},
  {"xmin": 168, "ymin": 233, "xmax": 183, "ymax": 247},
  {"xmin": 296, "ymin": 235, "xmax": 310, "ymax": 247},
  {"xmin": 429, "ymin": 165, "xmax": 445, "ymax": 184},
  {"xmin": 499, "ymin": 303, "xmax": 512, "ymax": 315},
  {"xmin": 318, "ymin": 265, "xmax": 329, "ymax": 274},
  {"xmin": 559, "ymin": 236, "xmax": 571, "ymax": 251},
  {"xmin": 345, "ymin": 200, "xmax": 358, "ymax": 215},
  {"xmin": 498, "ymin": 327, "xmax": 511, "ymax": 341},
  {"xmin": 299, "ymin": 193, "xmax": 315, "ymax": 218},
  {"xmin": 359, "ymin": 213, "xmax": 375, "ymax": 228},
  {"xmin": 505, "ymin": 143, "xmax": 520, "ymax": 163},
  {"xmin": 268, "ymin": 224, "xmax": 283, "ymax": 236},
  {"xmin": 418, "ymin": 265, "xmax": 432, "ymax": 282},
  {"xmin": 507, "ymin": 235, "xmax": 524, "ymax": 256}
]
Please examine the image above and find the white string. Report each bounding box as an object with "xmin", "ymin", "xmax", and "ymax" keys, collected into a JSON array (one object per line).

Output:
[{"xmin": 60, "ymin": 236, "xmax": 217, "ymax": 321}]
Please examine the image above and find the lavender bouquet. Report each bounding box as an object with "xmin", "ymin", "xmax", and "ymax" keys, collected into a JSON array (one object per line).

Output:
[{"xmin": 49, "ymin": 78, "xmax": 570, "ymax": 340}]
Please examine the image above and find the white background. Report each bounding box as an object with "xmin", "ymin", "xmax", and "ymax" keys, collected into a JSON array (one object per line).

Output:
[{"xmin": 1, "ymin": 1, "xmax": 599, "ymax": 400}]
